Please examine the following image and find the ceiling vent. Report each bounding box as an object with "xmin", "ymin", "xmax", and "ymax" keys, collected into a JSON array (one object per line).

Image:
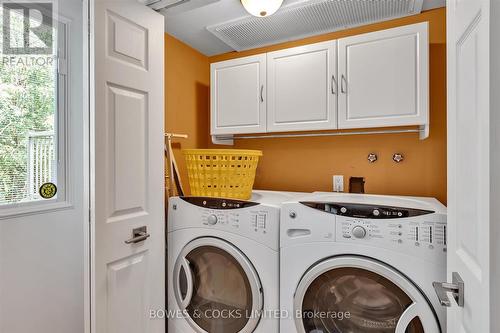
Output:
[
  {"xmin": 145, "ymin": 0, "xmax": 221, "ymax": 13},
  {"xmin": 144, "ymin": 0, "xmax": 189, "ymax": 11},
  {"xmin": 207, "ymin": 0, "xmax": 424, "ymax": 51}
]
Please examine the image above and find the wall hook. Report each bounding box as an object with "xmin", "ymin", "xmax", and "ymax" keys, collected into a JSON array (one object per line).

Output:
[
  {"xmin": 367, "ymin": 153, "xmax": 378, "ymax": 163},
  {"xmin": 392, "ymin": 153, "xmax": 404, "ymax": 163}
]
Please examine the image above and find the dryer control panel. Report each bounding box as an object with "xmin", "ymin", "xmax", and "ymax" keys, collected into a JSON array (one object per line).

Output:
[
  {"xmin": 168, "ymin": 197, "xmax": 280, "ymax": 250},
  {"xmin": 199, "ymin": 208, "xmax": 269, "ymax": 232}
]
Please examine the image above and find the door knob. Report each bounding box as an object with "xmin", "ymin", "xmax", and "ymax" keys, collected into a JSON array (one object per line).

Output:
[
  {"xmin": 125, "ymin": 226, "xmax": 150, "ymax": 244},
  {"xmin": 432, "ymin": 272, "xmax": 464, "ymax": 307}
]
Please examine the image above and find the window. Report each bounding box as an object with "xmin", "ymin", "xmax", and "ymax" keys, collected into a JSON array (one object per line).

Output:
[{"xmin": 0, "ymin": 1, "xmax": 66, "ymax": 207}]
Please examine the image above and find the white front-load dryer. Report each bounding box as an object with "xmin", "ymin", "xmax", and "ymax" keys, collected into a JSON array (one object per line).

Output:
[
  {"xmin": 280, "ymin": 193, "xmax": 447, "ymax": 333},
  {"xmin": 167, "ymin": 191, "xmax": 306, "ymax": 333}
]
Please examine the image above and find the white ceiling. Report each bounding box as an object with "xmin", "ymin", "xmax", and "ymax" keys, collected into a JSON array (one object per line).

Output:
[{"xmin": 162, "ymin": 0, "xmax": 445, "ymax": 56}]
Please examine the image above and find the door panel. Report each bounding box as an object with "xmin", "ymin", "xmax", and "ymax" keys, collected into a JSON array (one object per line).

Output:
[
  {"xmin": 267, "ymin": 41, "xmax": 337, "ymax": 132},
  {"xmin": 338, "ymin": 22, "xmax": 428, "ymax": 129},
  {"xmin": 446, "ymin": 0, "xmax": 490, "ymax": 331},
  {"xmin": 107, "ymin": 252, "xmax": 149, "ymax": 333},
  {"xmin": 107, "ymin": 11, "xmax": 149, "ymax": 69},
  {"xmin": 456, "ymin": 21, "xmax": 481, "ymax": 277},
  {"xmin": 93, "ymin": 1, "xmax": 164, "ymax": 332},
  {"xmin": 211, "ymin": 55, "xmax": 267, "ymax": 135},
  {"xmin": 107, "ymin": 84, "xmax": 148, "ymax": 218}
]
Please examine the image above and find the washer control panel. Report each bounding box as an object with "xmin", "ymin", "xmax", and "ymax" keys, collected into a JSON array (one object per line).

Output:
[
  {"xmin": 300, "ymin": 201, "xmax": 435, "ymax": 219},
  {"xmin": 299, "ymin": 201, "xmax": 446, "ymax": 255},
  {"xmin": 336, "ymin": 216, "xmax": 447, "ymax": 257},
  {"xmin": 337, "ymin": 217, "xmax": 446, "ymax": 249}
]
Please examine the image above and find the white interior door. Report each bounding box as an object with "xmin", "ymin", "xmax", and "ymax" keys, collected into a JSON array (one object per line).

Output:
[
  {"xmin": 443, "ymin": 0, "xmax": 490, "ymax": 332},
  {"xmin": 93, "ymin": 1, "xmax": 165, "ymax": 332},
  {"xmin": 0, "ymin": 1, "xmax": 88, "ymax": 332}
]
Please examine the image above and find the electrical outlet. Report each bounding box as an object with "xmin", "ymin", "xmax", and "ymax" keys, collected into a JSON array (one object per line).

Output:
[{"xmin": 333, "ymin": 175, "xmax": 344, "ymax": 192}]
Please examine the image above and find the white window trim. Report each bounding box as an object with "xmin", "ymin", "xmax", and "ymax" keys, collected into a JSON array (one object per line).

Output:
[{"xmin": 0, "ymin": 15, "xmax": 73, "ymax": 219}]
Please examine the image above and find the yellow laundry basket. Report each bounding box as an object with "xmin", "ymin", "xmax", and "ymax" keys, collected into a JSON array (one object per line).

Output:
[{"xmin": 183, "ymin": 149, "xmax": 262, "ymax": 200}]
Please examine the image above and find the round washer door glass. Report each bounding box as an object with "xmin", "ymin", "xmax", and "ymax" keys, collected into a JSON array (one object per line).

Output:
[
  {"xmin": 174, "ymin": 238, "xmax": 263, "ymax": 333},
  {"xmin": 294, "ymin": 256, "xmax": 440, "ymax": 333}
]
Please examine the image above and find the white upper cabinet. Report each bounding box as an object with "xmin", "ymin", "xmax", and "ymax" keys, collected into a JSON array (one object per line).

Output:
[
  {"xmin": 210, "ymin": 22, "xmax": 430, "ymax": 140},
  {"xmin": 267, "ymin": 41, "xmax": 337, "ymax": 132},
  {"xmin": 211, "ymin": 54, "xmax": 267, "ymax": 135},
  {"xmin": 337, "ymin": 22, "xmax": 429, "ymax": 129}
]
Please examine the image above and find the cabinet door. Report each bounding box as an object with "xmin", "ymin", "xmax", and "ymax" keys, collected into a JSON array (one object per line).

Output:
[
  {"xmin": 211, "ymin": 55, "xmax": 266, "ymax": 135},
  {"xmin": 267, "ymin": 41, "xmax": 337, "ymax": 132},
  {"xmin": 338, "ymin": 22, "xmax": 428, "ymax": 129}
]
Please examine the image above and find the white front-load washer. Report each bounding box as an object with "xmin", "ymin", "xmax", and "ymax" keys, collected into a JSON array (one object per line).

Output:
[
  {"xmin": 280, "ymin": 193, "xmax": 447, "ymax": 333},
  {"xmin": 167, "ymin": 190, "xmax": 305, "ymax": 333}
]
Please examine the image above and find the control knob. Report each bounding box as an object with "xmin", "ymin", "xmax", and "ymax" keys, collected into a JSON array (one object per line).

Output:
[
  {"xmin": 352, "ymin": 226, "xmax": 367, "ymax": 239},
  {"xmin": 207, "ymin": 214, "xmax": 218, "ymax": 225},
  {"xmin": 373, "ymin": 209, "xmax": 380, "ymax": 217}
]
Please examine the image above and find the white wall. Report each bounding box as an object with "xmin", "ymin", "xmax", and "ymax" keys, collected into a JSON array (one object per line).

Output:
[
  {"xmin": 491, "ymin": 1, "xmax": 500, "ymax": 332},
  {"xmin": 0, "ymin": 1, "xmax": 87, "ymax": 332}
]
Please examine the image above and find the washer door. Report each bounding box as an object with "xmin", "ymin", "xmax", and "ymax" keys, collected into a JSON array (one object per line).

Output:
[
  {"xmin": 294, "ymin": 256, "xmax": 440, "ymax": 333},
  {"xmin": 173, "ymin": 237, "xmax": 263, "ymax": 333}
]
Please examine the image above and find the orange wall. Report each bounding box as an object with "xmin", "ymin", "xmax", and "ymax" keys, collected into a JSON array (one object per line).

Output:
[
  {"xmin": 166, "ymin": 8, "xmax": 447, "ymax": 203},
  {"xmin": 165, "ymin": 34, "xmax": 210, "ymax": 193}
]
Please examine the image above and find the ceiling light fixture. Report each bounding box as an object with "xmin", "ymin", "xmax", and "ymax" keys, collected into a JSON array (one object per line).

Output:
[{"xmin": 241, "ymin": 0, "xmax": 284, "ymax": 17}]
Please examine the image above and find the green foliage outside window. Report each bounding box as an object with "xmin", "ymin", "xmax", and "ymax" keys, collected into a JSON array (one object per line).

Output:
[{"xmin": 0, "ymin": 7, "xmax": 56, "ymax": 204}]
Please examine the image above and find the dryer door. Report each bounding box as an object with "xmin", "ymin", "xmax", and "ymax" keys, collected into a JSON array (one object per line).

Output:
[
  {"xmin": 173, "ymin": 237, "xmax": 263, "ymax": 333},
  {"xmin": 294, "ymin": 256, "xmax": 440, "ymax": 333}
]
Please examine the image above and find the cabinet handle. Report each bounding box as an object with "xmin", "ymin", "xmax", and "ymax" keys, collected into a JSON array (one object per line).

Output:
[
  {"xmin": 260, "ymin": 85, "xmax": 264, "ymax": 102},
  {"xmin": 341, "ymin": 75, "xmax": 347, "ymax": 94},
  {"xmin": 331, "ymin": 75, "xmax": 337, "ymax": 95}
]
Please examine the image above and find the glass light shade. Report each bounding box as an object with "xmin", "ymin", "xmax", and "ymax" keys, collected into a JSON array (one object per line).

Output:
[{"xmin": 241, "ymin": 0, "xmax": 284, "ymax": 17}]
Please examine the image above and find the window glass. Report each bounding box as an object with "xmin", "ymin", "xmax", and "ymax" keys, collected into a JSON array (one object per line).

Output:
[{"xmin": 0, "ymin": 2, "xmax": 58, "ymax": 205}]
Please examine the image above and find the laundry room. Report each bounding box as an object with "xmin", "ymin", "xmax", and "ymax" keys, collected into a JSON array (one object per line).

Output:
[
  {"xmin": 164, "ymin": 5, "xmax": 447, "ymax": 203},
  {"xmin": 0, "ymin": 1, "xmax": 498, "ymax": 333},
  {"xmin": 162, "ymin": 2, "xmax": 452, "ymax": 332}
]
